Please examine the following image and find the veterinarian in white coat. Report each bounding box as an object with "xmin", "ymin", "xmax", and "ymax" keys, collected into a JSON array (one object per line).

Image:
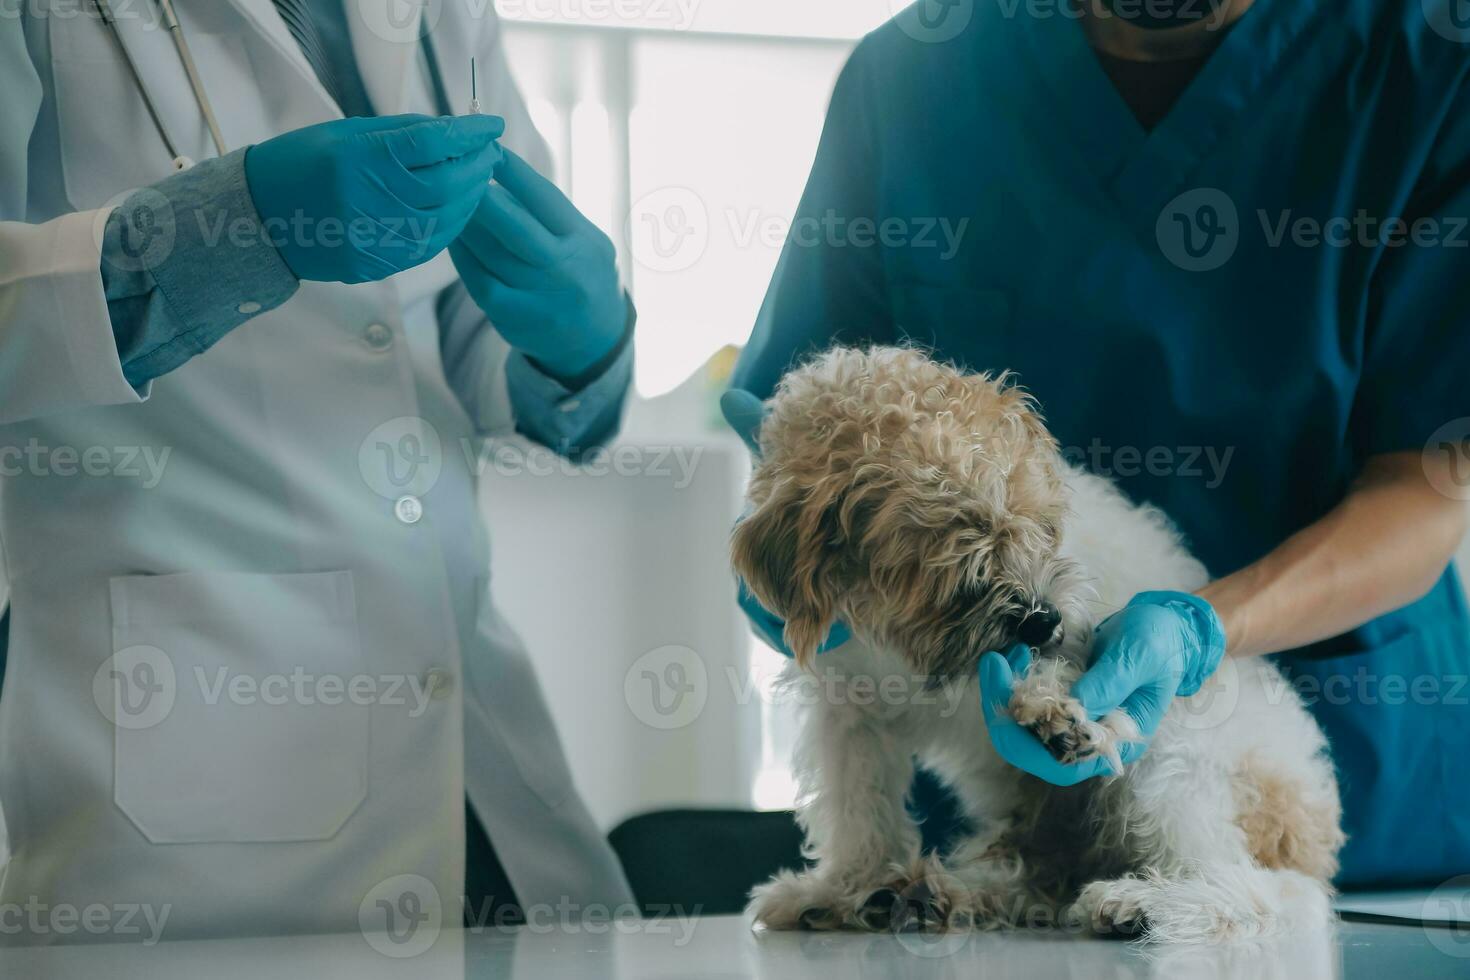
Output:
[{"xmin": 0, "ymin": 0, "xmax": 634, "ymax": 942}]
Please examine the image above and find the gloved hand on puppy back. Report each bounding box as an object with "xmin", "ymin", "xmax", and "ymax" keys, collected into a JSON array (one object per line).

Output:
[
  {"xmin": 980, "ymin": 592, "xmax": 1227, "ymax": 785},
  {"xmin": 722, "ymin": 389, "xmax": 852, "ymax": 658}
]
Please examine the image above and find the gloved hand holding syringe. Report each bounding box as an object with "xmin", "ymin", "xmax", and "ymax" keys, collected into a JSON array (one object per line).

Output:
[{"xmin": 449, "ymin": 56, "xmax": 630, "ymax": 384}]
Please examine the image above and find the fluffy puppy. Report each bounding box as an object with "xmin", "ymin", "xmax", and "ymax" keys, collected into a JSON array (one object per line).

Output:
[{"xmin": 734, "ymin": 347, "xmax": 1344, "ymax": 943}]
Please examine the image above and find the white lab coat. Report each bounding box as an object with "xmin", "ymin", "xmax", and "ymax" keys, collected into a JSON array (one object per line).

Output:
[{"xmin": 0, "ymin": 0, "xmax": 632, "ymax": 942}]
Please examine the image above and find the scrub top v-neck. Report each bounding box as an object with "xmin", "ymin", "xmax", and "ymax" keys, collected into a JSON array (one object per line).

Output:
[{"xmin": 733, "ymin": 0, "xmax": 1470, "ymax": 886}]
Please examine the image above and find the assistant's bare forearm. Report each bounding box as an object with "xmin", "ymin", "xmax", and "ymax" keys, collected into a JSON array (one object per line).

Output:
[{"xmin": 1197, "ymin": 452, "xmax": 1469, "ymax": 659}]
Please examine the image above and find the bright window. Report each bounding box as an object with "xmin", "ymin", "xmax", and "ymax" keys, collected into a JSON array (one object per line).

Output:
[
  {"xmin": 500, "ymin": 2, "xmax": 902, "ymax": 811},
  {"xmin": 501, "ymin": 3, "xmax": 898, "ymax": 396},
  {"xmin": 498, "ymin": 0, "xmax": 896, "ymax": 40}
]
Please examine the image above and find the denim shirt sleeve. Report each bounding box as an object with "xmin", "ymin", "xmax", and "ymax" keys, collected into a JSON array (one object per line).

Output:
[
  {"xmin": 507, "ymin": 295, "xmax": 635, "ymax": 458},
  {"xmin": 102, "ymin": 149, "xmax": 299, "ymax": 388}
]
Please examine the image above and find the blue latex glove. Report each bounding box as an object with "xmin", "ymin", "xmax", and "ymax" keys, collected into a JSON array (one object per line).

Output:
[
  {"xmin": 723, "ymin": 389, "xmax": 852, "ymax": 657},
  {"xmin": 245, "ymin": 114, "xmax": 505, "ymax": 284},
  {"xmin": 450, "ymin": 149, "xmax": 625, "ymax": 382},
  {"xmin": 979, "ymin": 592, "xmax": 1227, "ymax": 785}
]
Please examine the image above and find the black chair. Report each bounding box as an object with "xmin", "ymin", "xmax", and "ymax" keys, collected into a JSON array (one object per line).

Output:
[
  {"xmin": 610, "ymin": 780, "xmax": 970, "ymax": 916},
  {"xmin": 609, "ymin": 809, "xmax": 807, "ymax": 916}
]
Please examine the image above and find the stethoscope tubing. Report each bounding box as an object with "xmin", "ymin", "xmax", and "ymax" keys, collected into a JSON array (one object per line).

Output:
[
  {"xmin": 94, "ymin": 1, "xmax": 453, "ymax": 171},
  {"xmin": 92, "ymin": 0, "xmax": 227, "ymax": 171},
  {"xmin": 156, "ymin": 0, "xmax": 228, "ymax": 157}
]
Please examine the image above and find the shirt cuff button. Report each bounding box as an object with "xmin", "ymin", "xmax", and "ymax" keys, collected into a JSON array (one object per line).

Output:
[{"xmin": 237, "ymin": 301, "xmax": 262, "ymax": 315}]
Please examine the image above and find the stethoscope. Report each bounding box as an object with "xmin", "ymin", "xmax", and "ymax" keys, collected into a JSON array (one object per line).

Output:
[
  {"xmin": 93, "ymin": 0, "xmax": 227, "ymax": 171},
  {"xmin": 93, "ymin": 0, "xmax": 456, "ymax": 173}
]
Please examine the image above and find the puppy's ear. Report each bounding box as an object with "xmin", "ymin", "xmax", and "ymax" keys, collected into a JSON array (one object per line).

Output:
[{"xmin": 731, "ymin": 485, "xmax": 837, "ymax": 669}]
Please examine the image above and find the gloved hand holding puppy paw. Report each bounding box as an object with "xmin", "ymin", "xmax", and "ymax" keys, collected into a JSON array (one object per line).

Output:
[{"xmin": 980, "ymin": 591, "xmax": 1227, "ymax": 785}]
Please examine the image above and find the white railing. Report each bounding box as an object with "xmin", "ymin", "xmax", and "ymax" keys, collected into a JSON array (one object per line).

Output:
[{"xmin": 500, "ymin": 17, "xmax": 863, "ymax": 398}]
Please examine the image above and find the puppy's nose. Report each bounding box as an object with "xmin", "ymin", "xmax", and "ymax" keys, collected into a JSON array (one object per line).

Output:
[{"xmin": 1018, "ymin": 603, "xmax": 1062, "ymax": 647}]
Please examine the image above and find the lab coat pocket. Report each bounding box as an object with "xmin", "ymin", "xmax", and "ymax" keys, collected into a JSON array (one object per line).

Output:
[
  {"xmin": 893, "ymin": 282, "xmax": 1012, "ymax": 351},
  {"xmin": 107, "ymin": 570, "xmax": 369, "ymax": 844}
]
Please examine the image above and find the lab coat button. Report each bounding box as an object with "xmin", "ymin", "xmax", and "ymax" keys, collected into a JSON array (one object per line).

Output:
[
  {"xmin": 394, "ymin": 495, "xmax": 423, "ymax": 524},
  {"xmin": 423, "ymin": 668, "xmax": 455, "ymax": 700},
  {"xmin": 364, "ymin": 323, "xmax": 394, "ymax": 351},
  {"xmin": 237, "ymin": 301, "xmax": 262, "ymax": 315}
]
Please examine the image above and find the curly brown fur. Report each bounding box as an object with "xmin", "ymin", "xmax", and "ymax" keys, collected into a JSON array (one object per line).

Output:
[{"xmin": 731, "ymin": 346, "xmax": 1086, "ymax": 681}]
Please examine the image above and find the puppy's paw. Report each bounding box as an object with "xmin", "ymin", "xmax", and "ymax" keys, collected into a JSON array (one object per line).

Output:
[
  {"xmin": 1007, "ymin": 658, "xmax": 1140, "ymax": 771},
  {"xmin": 1069, "ymin": 867, "xmax": 1333, "ymax": 943},
  {"xmin": 884, "ymin": 856, "xmax": 975, "ymax": 933},
  {"xmin": 748, "ymin": 871, "xmax": 844, "ymax": 931},
  {"xmin": 1065, "ymin": 876, "xmax": 1153, "ymax": 937},
  {"xmin": 762, "ymin": 857, "xmax": 975, "ymax": 934}
]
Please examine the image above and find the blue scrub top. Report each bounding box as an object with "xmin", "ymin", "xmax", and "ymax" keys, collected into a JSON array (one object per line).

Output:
[{"xmin": 733, "ymin": 0, "xmax": 1470, "ymax": 887}]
